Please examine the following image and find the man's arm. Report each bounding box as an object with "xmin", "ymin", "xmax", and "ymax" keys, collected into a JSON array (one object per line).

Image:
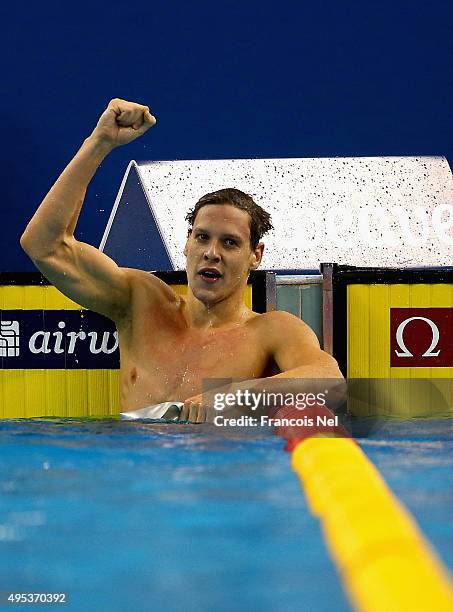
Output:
[
  {"xmin": 267, "ymin": 311, "xmax": 343, "ymax": 380},
  {"xmin": 20, "ymin": 98, "xmax": 156, "ymax": 320}
]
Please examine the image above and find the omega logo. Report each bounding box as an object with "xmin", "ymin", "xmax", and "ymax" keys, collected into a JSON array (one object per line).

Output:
[
  {"xmin": 395, "ymin": 317, "xmax": 441, "ymax": 358},
  {"xmin": 390, "ymin": 307, "xmax": 453, "ymax": 368}
]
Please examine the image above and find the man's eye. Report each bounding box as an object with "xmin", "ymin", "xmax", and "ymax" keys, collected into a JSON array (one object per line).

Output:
[
  {"xmin": 196, "ymin": 234, "xmax": 208, "ymax": 241},
  {"xmin": 225, "ymin": 239, "xmax": 237, "ymax": 246}
]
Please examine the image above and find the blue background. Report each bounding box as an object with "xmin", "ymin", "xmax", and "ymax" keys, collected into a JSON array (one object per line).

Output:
[{"xmin": 3, "ymin": 0, "xmax": 452, "ymax": 271}]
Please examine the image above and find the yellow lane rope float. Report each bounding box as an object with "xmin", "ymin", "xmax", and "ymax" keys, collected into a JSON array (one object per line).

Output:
[{"xmin": 291, "ymin": 435, "xmax": 453, "ymax": 611}]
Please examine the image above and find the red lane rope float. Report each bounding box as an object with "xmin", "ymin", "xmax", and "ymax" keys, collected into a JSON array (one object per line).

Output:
[
  {"xmin": 269, "ymin": 402, "xmax": 351, "ymax": 452},
  {"xmin": 272, "ymin": 403, "xmax": 453, "ymax": 612}
]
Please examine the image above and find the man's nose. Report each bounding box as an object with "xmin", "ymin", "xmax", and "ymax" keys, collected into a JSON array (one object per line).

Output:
[{"xmin": 203, "ymin": 240, "xmax": 221, "ymax": 261}]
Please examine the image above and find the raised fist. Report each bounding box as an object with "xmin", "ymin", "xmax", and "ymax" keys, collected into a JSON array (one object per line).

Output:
[{"xmin": 91, "ymin": 98, "xmax": 156, "ymax": 149}]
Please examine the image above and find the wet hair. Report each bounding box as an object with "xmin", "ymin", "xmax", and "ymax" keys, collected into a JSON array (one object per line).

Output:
[{"xmin": 185, "ymin": 188, "xmax": 273, "ymax": 249}]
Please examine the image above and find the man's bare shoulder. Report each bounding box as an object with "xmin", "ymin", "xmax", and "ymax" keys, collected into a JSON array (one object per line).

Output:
[
  {"xmin": 249, "ymin": 310, "xmax": 319, "ymax": 343},
  {"xmin": 250, "ymin": 310, "xmax": 341, "ymax": 375},
  {"xmin": 113, "ymin": 269, "xmax": 182, "ymax": 327},
  {"xmin": 250, "ymin": 309, "xmax": 312, "ymax": 328},
  {"xmin": 122, "ymin": 268, "xmax": 180, "ymax": 301}
]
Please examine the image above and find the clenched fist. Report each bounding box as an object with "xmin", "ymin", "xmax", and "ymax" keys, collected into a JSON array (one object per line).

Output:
[{"xmin": 90, "ymin": 98, "xmax": 156, "ymax": 149}]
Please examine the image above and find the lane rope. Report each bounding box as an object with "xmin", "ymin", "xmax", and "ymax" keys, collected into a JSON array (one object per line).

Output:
[{"xmin": 273, "ymin": 404, "xmax": 453, "ymax": 611}]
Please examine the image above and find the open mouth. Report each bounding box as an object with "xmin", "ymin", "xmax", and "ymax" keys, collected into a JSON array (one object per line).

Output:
[{"xmin": 198, "ymin": 269, "xmax": 223, "ymax": 283}]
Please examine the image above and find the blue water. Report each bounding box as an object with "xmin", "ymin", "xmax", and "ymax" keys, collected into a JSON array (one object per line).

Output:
[
  {"xmin": 1, "ymin": 419, "xmax": 452, "ymax": 612},
  {"xmin": 359, "ymin": 418, "xmax": 453, "ymax": 572},
  {"xmin": 0, "ymin": 420, "xmax": 349, "ymax": 612}
]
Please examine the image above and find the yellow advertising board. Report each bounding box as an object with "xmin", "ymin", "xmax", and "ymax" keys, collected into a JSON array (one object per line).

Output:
[{"xmin": 329, "ymin": 266, "xmax": 453, "ymax": 417}]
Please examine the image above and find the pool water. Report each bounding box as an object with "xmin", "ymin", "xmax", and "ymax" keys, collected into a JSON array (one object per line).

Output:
[
  {"xmin": 0, "ymin": 420, "xmax": 350, "ymax": 612},
  {"xmin": 1, "ymin": 418, "xmax": 452, "ymax": 611},
  {"xmin": 359, "ymin": 418, "xmax": 453, "ymax": 572}
]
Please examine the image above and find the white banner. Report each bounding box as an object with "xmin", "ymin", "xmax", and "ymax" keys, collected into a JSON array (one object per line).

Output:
[{"xmin": 113, "ymin": 156, "xmax": 453, "ymax": 269}]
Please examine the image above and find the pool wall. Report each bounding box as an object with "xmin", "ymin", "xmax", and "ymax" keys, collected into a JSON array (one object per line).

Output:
[
  {"xmin": 1, "ymin": 267, "xmax": 453, "ymax": 418},
  {"xmin": 325, "ymin": 265, "xmax": 453, "ymax": 417}
]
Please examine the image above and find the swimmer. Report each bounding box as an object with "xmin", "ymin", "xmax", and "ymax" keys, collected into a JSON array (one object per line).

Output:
[{"xmin": 20, "ymin": 98, "xmax": 344, "ymax": 423}]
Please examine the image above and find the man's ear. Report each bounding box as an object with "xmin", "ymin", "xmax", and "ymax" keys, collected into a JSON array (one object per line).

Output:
[
  {"xmin": 183, "ymin": 230, "xmax": 192, "ymax": 257},
  {"xmin": 250, "ymin": 242, "xmax": 264, "ymax": 270}
]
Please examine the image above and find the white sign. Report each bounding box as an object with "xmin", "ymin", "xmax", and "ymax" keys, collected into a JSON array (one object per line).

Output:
[{"xmin": 108, "ymin": 156, "xmax": 453, "ymax": 269}]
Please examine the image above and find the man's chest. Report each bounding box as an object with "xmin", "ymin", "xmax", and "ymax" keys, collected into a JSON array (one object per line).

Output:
[{"xmin": 122, "ymin": 318, "xmax": 273, "ymax": 387}]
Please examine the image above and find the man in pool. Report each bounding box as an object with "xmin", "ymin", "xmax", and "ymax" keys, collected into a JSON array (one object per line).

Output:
[{"xmin": 20, "ymin": 98, "xmax": 344, "ymax": 423}]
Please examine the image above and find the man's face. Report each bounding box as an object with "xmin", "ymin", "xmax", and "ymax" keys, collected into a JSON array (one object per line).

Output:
[{"xmin": 184, "ymin": 204, "xmax": 263, "ymax": 306}]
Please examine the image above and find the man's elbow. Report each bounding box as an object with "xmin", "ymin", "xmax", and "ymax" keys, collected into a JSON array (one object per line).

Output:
[
  {"xmin": 322, "ymin": 363, "xmax": 347, "ymax": 411},
  {"xmin": 20, "ymin": 231, "xmax": 30, "ymax": 251},
  {"xmin": 20, "ymin": 233, "xmax": 41, "ymax": 262},
  {"xmin": 20, "ymin": 230, "xmax": 41, "ymax": 257},
  {"xmin": 331, "ymin": 363, "xmax": 345, "ymax": 380},
  {"xmin": 320, "ymin": 351, "xmax": 344, "ymax": 380},
  {"xmin": 20, "ymin": 230, "xmax": 66, "ymax": 262}
]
